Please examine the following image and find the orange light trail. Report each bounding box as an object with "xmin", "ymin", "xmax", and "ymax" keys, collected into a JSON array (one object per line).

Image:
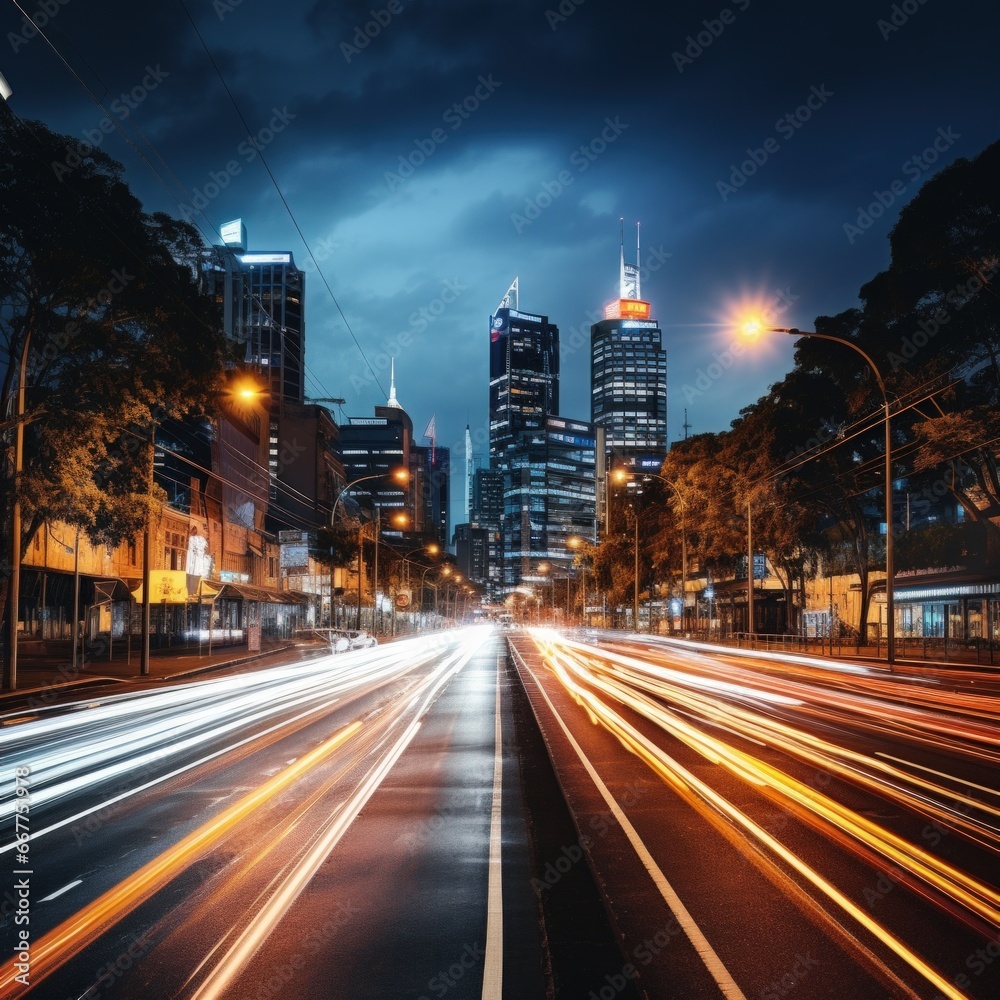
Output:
[
  {"xmin": 531, "ymin": 632, "xmax": 997, "ymax": 1000},
  {"xmin": 0, "ymin": 721, "xmax": 362, "ymax": 996}
]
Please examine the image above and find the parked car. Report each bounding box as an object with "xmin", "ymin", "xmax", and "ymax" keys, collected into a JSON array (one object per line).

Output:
[
  {"xmin": 329, "ymin": 631, "xmax": 351, "ymax": 653},
  {"xmin": 349, "ymin": 630, "xmax": 378, "ymax": 650}
]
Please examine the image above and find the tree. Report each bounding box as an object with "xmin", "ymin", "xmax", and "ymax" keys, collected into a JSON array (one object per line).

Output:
[
  {"xmin": 859, "ymin": 139, "xmax": 1000, "ymax": 527},
  {"xmin": 310, "ymin": 521, "xmax": 361, "ymax": 571},
  {"xmin": 1, "ymin": 114, "xmax": 231, "ymax": 674}
]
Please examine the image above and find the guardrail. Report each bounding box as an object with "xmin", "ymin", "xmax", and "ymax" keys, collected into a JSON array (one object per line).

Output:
[{"xmin": 719, "ymin": 632, "xmax": 1000, "ymax": 666}]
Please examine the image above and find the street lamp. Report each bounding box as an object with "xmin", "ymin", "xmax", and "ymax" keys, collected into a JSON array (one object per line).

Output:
[
  {"xmin": 5, "ymin": 321, "xmax": 31, "ymax": 690},
  {"xmin": 611, "ymin": 469, "xmax": 645, "ymax": 630},
  {"xmin": 331, "ymin": 467, "xmax": 407, "ymax": 627},
  {"xmin": 631, "ymin": 505, "xmax": 639, "ymax": 630},
  {"xmin": 634, "ymin": 471, "xmax": 688, "ymax": 632},
  {"xmin": 743, "ymin": 321, "xmax": 895, "ymax": 666},
  {"xmin": 567, "ymin": 536, "xmax": 587, "ymax": 626}
]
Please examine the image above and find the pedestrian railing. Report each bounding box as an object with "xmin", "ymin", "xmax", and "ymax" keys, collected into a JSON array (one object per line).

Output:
[{"xmin": 718, "ymin": 632, "xmax": 1000, "ymax": 666}]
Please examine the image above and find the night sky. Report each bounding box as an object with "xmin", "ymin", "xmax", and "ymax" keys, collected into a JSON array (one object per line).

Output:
[{"xmin": 3, "ymin": 0, "xmax": 997, "ymax": 520}]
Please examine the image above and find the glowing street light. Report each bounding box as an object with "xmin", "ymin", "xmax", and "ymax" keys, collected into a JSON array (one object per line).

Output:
[
  {"xmin": 331, "ymin": 468, "xmax": 407, "ymax": 629},
  {"xmin": 741, "ymin": 319, "xmax": 896, "ymax": 666}
]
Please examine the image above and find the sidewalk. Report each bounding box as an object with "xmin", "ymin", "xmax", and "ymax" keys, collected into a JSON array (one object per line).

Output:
[{"xmin": 1, "ymin": 636, "xmax": 332, "ymax": 703}]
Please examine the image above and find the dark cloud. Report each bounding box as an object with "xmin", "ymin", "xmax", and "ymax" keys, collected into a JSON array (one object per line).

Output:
[{"xmin": 2, "ymin": 0, "xmax": 997, "ymax": 522}]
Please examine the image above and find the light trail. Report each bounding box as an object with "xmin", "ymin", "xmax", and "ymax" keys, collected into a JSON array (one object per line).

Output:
[
  {"xmin": 530, "ymin": 632, "xmax": 1000, "ymax": 1000},
  {"xmin": 0, "ymin": 721, "xmax": 363, "ymax": 996},
  {"xmin": 188, "ymin": 635, "xmax": 488, "ymax": 999},
  {"xmin": 0, "ymin": 627, "xmax": 495, "ymax": 998},
  {"xmin": 0, "ymin": 633, "xmax": 472, "ymax": 838}
]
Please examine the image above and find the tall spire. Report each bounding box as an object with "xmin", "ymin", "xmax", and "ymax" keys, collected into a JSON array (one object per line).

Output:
[
  {"xmin": 618, "ymin": 218, "xmax": 641, "ymax": 300},
  {"xmin": 619, "ymin": 217, "xmax": 626, "ymax": 299},
  {"xmin": 635, "ymin": 220, "xmax": 641, "ymax": 300},
  {"xmin": 386, "ymin": 358, "xmax": 402, "ymax": 409}
]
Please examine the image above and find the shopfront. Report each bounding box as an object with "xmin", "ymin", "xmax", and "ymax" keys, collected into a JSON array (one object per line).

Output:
[{"xmin": 891, "ymin": 579, "xmax": 1000, "ymax": 641}]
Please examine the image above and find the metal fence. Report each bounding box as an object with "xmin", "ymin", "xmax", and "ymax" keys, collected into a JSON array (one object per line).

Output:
[{"xmin": 720, "ymin": 632, "xmax": 1000, "ymax": 666}]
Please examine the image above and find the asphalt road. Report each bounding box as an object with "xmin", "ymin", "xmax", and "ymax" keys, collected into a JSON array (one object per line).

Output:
[
  {"xmin": 1, "ymin": 628, "xmax": 560, "ymax": 999},
  {"xmin": 4, "ymin": 625, "xmax": 998, "ymax": 999},
  {"xmin": 511, "ymin": 628, "xmax": 1000, "ymax": 1000}
]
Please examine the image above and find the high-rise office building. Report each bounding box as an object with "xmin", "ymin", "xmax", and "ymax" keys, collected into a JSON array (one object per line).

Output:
[
  {"xmin": 200, "ymin": 220, "xmax": 311, "ymax": 516},
  {"xmin": 503, "ymin": 416, "xmax": 596, "ymax": 591},
  {"xmin": 489, "ymin": 279, "xmax": 559, "ymax": 471},
  {"xmin": 590, "ymin": 222, "xmax": 667, "ymax": 472},
  {"xmin": 464, "ymin": 466, "xmax": 504, "ymax": 600},
  {"xmin": 486, "ymin": 280, "xmax": 596, "ymax": 598},
  {"xmin": 337, "ymin": 372, "xmax": 412, "ymax": 530},
  {"xmin": 413, "ymin": 442, "xmax": 450, "ymax": 547},
  {"xmin": 472, "ymin": 467, "xmax": 504, "ymax": 528},
  {"xmin": 201, "ymin": 219, "xmax": 305, "ymax": 408}
]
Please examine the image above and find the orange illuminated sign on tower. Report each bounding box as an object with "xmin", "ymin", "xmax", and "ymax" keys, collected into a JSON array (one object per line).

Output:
[{"xmin": 604, "ymin": 298, "xmax": 651, "ymax": 320}]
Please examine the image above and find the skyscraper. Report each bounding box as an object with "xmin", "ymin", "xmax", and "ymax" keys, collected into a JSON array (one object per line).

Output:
[
  {"xmin": 503, "ymin": 417, "xmax": 597, "ymax": 591},
  {"xmin": 590, "ymin": 222, "xmax": 667, "ymax": 472},
  {"xmin": 413, "ymin": 441, "xmax": 450, "ymax": 546},
  {"xmin": 486, "ymin": 279, "xmax": 595, "ymax": 597},
  {"xmin": 488, "ymin": 279, "xmax": 560, "ymax": 471},
  {"xmin": 337, "ymin": 367, "xmax": 412, "ymax": 528},
  {"xmin": 200, "ymin": 220, "xmax": 309, "ymax": 509},
  {"xmin": 201, "ymin": 219, "xmax": 305, "ymax": 408}
]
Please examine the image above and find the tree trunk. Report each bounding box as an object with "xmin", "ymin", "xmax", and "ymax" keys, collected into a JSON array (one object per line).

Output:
[{"xmin": 0, "ymin": 576, "xmax": 10, "ymax": 689}]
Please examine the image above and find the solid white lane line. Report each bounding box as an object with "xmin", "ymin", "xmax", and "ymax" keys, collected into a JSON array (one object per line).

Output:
[
  {"xmin": 481, "ymin": 658, "xmax": 504, "ymax": 1000},
  {"xmin": 39, "ymin": 880, "xmax": 82, "ymax": 902},
  {"xmin": 518, "ymin": 651, "xmax": 748, "ymax": 1000}
]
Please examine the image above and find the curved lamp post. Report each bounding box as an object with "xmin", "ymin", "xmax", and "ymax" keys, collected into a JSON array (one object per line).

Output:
[
  {"xmin": 620, "ymin": 470, "xmax": 689, "ymax": 632},
  {"xmin": 330, "ymin": 468, "xmax": 407, "ymax": 628},
  {"xmin": 743, "ymin": 322, "xmax": 894, "ymax": 667}
]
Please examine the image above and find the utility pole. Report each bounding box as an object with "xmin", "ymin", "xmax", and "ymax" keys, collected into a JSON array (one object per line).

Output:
[
  {"xmin": 747, "ymin": 500, "xmax": 754, "ymax": 637},
  {"xmin": 633, "ymin": 507, "xmax": 639, "ymax": 632},
  {"xmin": 140, "ymin": 424, "xmax": 154, "ymax": 676}
]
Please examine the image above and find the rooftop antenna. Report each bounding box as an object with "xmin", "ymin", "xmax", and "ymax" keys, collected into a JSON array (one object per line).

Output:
[
  {"xmin": 682, "ymin": 408, "xmax": 692, "ymax": 440},
  {"xmin": 386, "ymin": 358, "xmax": 402, "ymax": 409},
  {"xmin": 635, "ymin": 220, "xmax": 641, "ymax": 300},
  {"xmin": 619, "ymin": 217, "xmax": 626, "ymax": 299}
]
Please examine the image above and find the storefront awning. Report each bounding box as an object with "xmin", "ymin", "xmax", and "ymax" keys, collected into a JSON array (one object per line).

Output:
[
  {"xmin": 212, "ymin": 583, "xmax": 308, "ymax": 605},
  {"xmin": 128, "ymin": 573, "xmax": 306, "ymax": 606}
]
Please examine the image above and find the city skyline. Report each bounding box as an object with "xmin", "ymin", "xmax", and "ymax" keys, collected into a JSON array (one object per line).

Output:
[{"xmin": 2, "ymin": 0, "xmax": 997, "ymax": 518}]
